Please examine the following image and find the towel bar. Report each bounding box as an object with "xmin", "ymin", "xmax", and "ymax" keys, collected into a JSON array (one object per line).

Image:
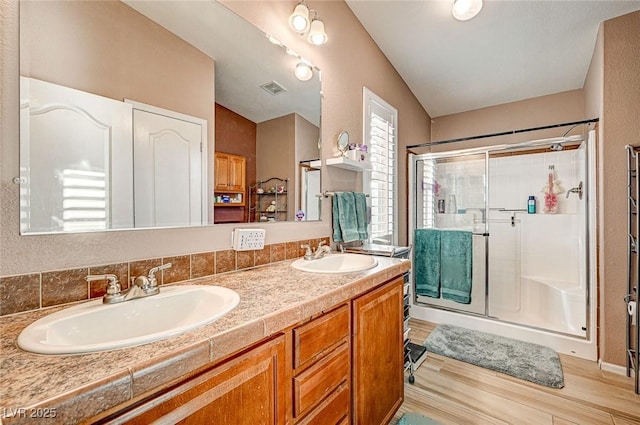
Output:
[{"xmin": 317, "ymin": 190, "xmax": 370, "ymax": 198}]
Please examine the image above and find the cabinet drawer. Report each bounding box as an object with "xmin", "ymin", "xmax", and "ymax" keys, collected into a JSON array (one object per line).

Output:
[
  {"xmin": 294, "ymin": 304, "xmax": 349, "ymax": 370},
  {"xmin": 298, "ymin": 382, "xmax": 349, "ymax": 425},
  {"xmin": 293, "ymin": 342, "xmax": 349, "ymax": 418}
]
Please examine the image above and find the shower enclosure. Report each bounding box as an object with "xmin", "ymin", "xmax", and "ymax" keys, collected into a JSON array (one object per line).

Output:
[{"xmin": 408, "ymin": 131, "xmax": 597, "ymax": 360}]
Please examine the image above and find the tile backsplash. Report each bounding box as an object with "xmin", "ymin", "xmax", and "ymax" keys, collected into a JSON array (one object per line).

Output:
[{"xmin": 0, "ymin": 237, "xmax": 329, "ymax": 316}]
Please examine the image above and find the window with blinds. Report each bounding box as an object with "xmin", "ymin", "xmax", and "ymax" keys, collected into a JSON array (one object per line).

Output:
[
  {"xmin": 420, "ymin": 159, "xmax": 436, "ymax": 229},
  {"xmin": 61, "ymin": 169, "xmax": 108, "ymax": 231},
  {"xmin": 363, "ymin": 88, "xmax": 398, "ymax": 245}
]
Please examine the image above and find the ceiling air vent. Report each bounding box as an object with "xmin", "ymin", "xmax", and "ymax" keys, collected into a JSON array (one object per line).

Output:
[{"xmin": 260, "ymin": 80, "xmax": 287, "ymax": 96}]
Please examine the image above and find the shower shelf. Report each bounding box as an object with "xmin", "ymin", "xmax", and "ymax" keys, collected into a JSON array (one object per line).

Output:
[{"xmin": 625, "ymin": 145, "xmax": 640, "ymax": 395}]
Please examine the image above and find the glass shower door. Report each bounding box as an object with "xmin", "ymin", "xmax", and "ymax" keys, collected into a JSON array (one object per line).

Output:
[{"xmin": 413, "ymin": 152, "xmax": 488, "ymax": 315}]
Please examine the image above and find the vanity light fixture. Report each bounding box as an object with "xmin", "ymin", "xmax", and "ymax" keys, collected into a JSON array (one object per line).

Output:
[
  {"xmin": 307, "ymin": 16, "xmax": 328, "ymax": 45},
  {"xmin": 294, "ymin": 62, "xmax": 313, "ymax": 81},
  {"xmin": 288, "ymin": 1, "xmax": 328, "ymax": 45},
  {"xmin": 452, "ymin": 0, "xmax": 483, "ymax": 21},
  {"xmin": 289, "ymin": 1, "xmax": 310, "ymax": 33}
]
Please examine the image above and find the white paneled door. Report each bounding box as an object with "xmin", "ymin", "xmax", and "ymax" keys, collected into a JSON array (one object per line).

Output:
[
  {"xmin": 20, "ymin": 77, "xmax": 133, "ymax": 233},
  {"xmin": 132, "ymin": 107, "xmax": 205, "ymax": 228}
]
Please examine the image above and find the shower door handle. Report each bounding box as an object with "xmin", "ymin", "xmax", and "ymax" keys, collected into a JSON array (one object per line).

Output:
[{"xmin": 566, "ymin": 181, "xmax": 583, "ymax": 200}]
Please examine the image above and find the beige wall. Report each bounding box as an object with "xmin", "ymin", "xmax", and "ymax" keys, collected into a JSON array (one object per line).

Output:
[
  {"xmin": 257, "ymin": 114, "xmax": 296, "ymax": 221},
  {"xmin": 429, "ymin": 89, "xmax": 587, "ymax": 152},
  {"xmin": 296, "ymin": 115, "xmax": 321, "ymax": 164},
  {"xmin": 255, "ymin": 113, "xmax": 320, "ymax": 222},
  {"xmin": 597, "ymin": 11, "xmax": 640, "ymax": 366},
  {"xmin": 0, "ymin": 0, "xmax": 430, "ymax": 275}
]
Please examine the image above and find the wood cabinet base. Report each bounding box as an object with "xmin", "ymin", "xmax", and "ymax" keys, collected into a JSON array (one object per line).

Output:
[{"xmin": 109, "ymin": 336, "xmax": 287, "ymax": 425}]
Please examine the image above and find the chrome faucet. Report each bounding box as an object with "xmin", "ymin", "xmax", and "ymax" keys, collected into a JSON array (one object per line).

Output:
[
  {"xmin": 86, "ymin": 274, "xmax": 126, "ymax": 304},
  {"xmin": 313, "ymin": 241, "xmax": 331, "ymax": 259},
  {"xmin": 86, "ymin": 263, "xmax": 172, "ymax": 304},
  {"xmin": 301, "ymin": 241, "xmax": 331, "ymax": 260}
]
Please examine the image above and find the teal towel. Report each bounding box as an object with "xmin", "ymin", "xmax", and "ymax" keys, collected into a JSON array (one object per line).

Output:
[
  {"xmin": 354, "ymin": 192, "xmax": 368, "ymax": 240},
  {"xmin": 414, "ymin": 229, "xmax": 441, "ymax": 298},
  {"xmin": 335, "ymin": 192, "xmax": 359, "ymax": 243},
  {"xmin": 440, "ymin": 230, "xmax": 473, "ymax": 304},
  {"xmin": 332, "ymin": 195, "xmax": 343, "ymax": 242}
]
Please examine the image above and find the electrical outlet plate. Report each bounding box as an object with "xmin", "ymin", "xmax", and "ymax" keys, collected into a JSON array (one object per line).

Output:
[{"xmin": 232, "ymin": 228, "xmax": 266, "ymax": 251}]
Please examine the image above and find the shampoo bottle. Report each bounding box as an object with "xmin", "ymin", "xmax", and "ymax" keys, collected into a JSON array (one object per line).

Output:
[{"xmin": 527, "ymin": 196, "xmax": 536, "ymax": 214}]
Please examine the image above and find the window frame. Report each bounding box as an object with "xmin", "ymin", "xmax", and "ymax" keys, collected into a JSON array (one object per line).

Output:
[{"xmin": 362, "ymin": 87, "xmax": 398, "ymax": 246}]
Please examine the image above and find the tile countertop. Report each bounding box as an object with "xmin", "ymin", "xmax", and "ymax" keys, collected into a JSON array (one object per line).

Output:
[{"xmin": 0, "ymin": 256, "xmax": 410, "ymax": 425}]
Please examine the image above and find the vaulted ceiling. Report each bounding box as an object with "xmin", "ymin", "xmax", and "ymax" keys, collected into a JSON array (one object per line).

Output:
[{"xmin": 346, "ymin": 1, "xmax": 640, "ymax": 117}]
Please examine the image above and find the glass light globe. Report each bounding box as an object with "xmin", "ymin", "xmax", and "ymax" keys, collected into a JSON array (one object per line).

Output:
[
  {"xmin": 452, "ymin": 0, "xmax": 483, "ymax": 21},
  {"xmin": 295, "ymin": 62, "xmax": 313, "ymax": 81},
  {"xmin": 307, "ymin": 19, "xmax": 328, "ymax": 45},
  {"xmin": 289, "ymin": 4, "xmax": 310, "ymax": 33}
]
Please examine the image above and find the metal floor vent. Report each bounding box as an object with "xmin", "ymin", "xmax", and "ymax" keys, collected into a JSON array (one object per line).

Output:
[{"xmin": 260, "ymin": 80, "xmax": 287, "ymax": 96}]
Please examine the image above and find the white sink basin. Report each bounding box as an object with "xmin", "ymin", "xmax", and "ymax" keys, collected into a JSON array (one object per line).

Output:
[
  {"xmin": 291, "ymin": 253, "xmax": 378, "ymax": 274},
  {"xmin": 17, "ymin": 285, "xmax": 240, "ymax": 355}
]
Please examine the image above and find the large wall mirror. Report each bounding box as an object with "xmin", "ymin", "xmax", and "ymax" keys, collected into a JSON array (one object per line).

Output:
[{"xmin": 19, "ymin": 0, "xmax": 322, "ymax": 235}]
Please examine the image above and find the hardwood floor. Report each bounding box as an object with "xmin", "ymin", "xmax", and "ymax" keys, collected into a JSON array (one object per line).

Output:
[{"xmin": 391, "ymin": 319, "xmax": 640, "ymax": 425}]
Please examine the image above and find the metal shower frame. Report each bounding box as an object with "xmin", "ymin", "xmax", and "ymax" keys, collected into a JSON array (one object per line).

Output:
[{"xmin": 407, "ymin": 119, "xmax": 598, "ymax": 342}]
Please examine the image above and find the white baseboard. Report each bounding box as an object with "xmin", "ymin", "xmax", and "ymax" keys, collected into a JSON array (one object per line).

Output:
[{"xmin": 598, "ymin": 360, "xmax": 635, "ymax": 376}]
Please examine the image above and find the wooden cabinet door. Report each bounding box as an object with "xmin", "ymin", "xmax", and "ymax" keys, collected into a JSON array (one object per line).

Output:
[
  {"xmin": 214, "ymin": 153, "xmax": 230, "ymax": 190},
  {"xmin": 114, "ymin": 336, "xmax": 288, "ymax": 425},
  {"xmin": 215, "ymin": 152, "xmax": 245, "ymax": 192},
  {"xmin": 228, "ymin": 155, "xmax": 246, "ymax": 191},
  {"xmin": 352, "ymin": 278, "xmax": 404, "ymax": 425}
]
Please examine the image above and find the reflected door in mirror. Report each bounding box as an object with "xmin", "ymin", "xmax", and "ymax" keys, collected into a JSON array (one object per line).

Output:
[
  {"xmin": 132, "ymin": 107, "xmax": 206, "ymax": 228},
  {"xmin": 301, "ymin": 167, "xmax": 321, "ymax": 221}
]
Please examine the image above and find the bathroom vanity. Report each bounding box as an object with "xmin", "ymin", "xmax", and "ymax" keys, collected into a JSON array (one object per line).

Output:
[{"xmin": 0, "ymin": 257, "xmax": 409, "ymax": 425}]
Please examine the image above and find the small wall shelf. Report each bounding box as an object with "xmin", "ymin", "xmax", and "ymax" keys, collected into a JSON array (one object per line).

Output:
[{"xmin": 326, "ymin": 156, "xmax": 371, "ymax": 172}]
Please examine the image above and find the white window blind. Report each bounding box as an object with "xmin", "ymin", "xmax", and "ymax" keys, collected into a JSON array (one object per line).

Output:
[
  {"xmin": 61, "ymin": 169, "xmax": 107, "ymax": 231},
  {"xmin": 363, "ymin": 88, "xmax": 398, "ymax": 245}
]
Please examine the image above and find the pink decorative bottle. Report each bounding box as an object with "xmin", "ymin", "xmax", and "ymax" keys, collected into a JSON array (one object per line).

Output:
[{"xmin": 542, "ymin": 165, "xmax": 564, "ymax": 214}]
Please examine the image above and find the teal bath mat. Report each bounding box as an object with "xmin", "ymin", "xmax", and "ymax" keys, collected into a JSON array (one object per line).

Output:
[
  {"xmin": 398, "ymin": 412, "xmax": 442, "ymax": 425},
  {"xmin": 425, "ymin": 324, "xmax": 565, "ymax": 388}
]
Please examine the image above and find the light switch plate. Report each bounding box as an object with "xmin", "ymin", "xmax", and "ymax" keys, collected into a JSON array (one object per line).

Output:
[{"xmin": 232, "ymin": 228, "xmax": 266, "ymax": 251}]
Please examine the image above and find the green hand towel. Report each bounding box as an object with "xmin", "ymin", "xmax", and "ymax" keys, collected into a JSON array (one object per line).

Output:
[
  {"xmin": 354, "ymin": 192, "xmax": 368, "ymax": 240},
  {"xmin": 336, "ymin": 192, "xmax": 360, "ymax": 243},
  {"xmin": 440, "ymin": 230, "xmax": 473, "ymax": 304},
  {"xmin": 332, "ymin": 194, "xmax": 343, "ymax": 242},
  {"xmin": 414, "ymin": 228, "xmax": 441, "ymax": 298}
]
